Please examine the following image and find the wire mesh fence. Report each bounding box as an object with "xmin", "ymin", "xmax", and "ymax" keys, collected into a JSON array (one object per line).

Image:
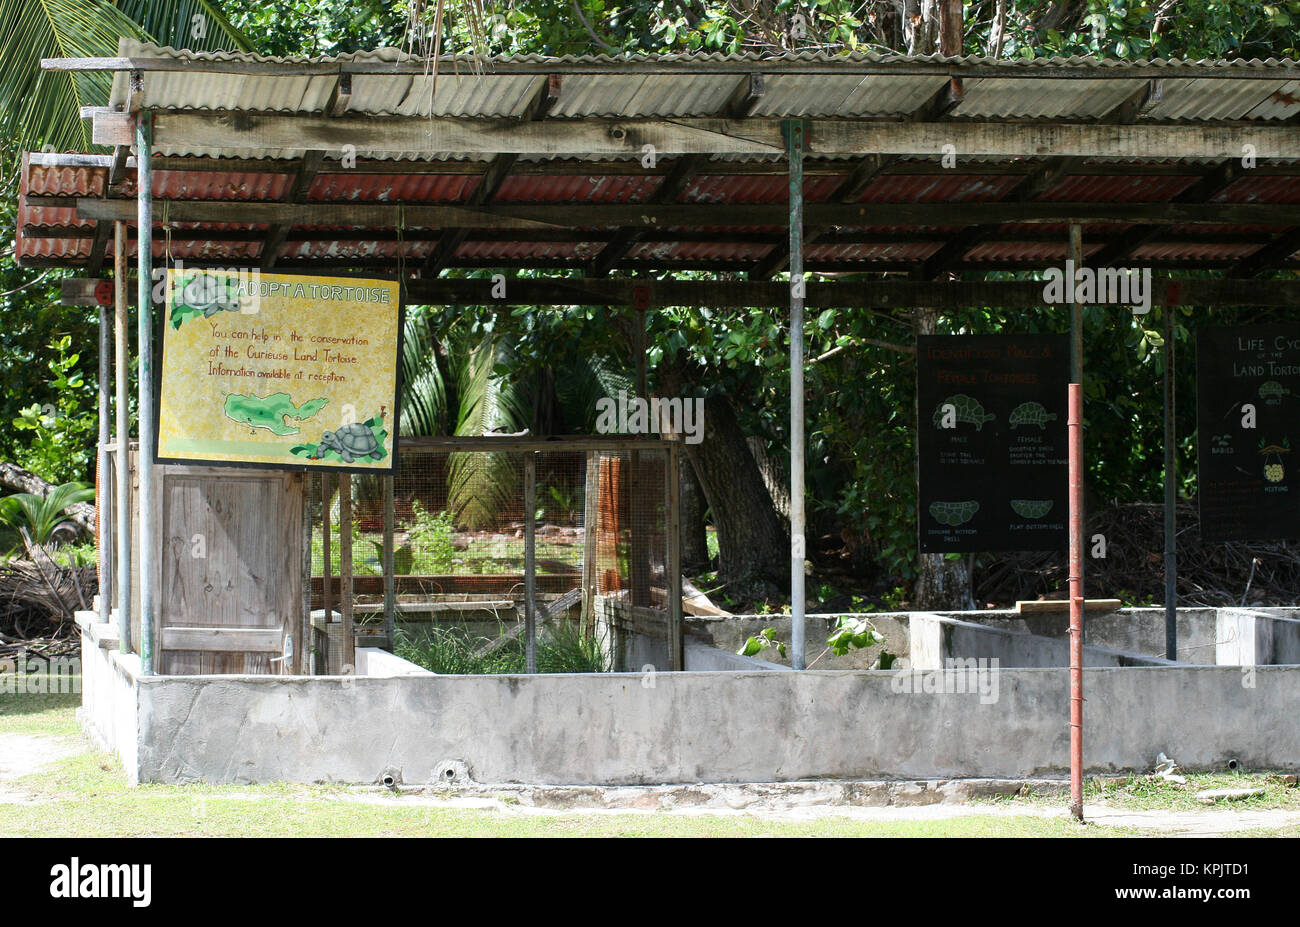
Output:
[{"xmin": 307, "ymin": 439, "xmax": 681, "ymax": 675}]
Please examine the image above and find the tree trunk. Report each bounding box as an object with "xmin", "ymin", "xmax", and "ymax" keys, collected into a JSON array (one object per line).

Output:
[
  {"xmin": 903, "ymin": 0, "xmax": 940, "ymax": 55},
  {"xmin": 657, "ymin": 362, "xmax": 787, "ymax": 597},
  {"xmin": 679, "ymin": 452, "xmax": 709, "ymax": 572},
  {"xmin": 0, "ymin": 461, "xmax": 95, "ymax": 535},
  {"xmin": 910, "ymin": 307, "xmax": 974, "ymax": 610}
]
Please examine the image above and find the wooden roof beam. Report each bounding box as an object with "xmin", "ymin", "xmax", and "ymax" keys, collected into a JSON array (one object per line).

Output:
[
  {"xmin": 587, "ymin": 154, "xmax": 705, "ymax": 278},
  {"xmin": 1231, "ymin": 227, "xmax": 1300, "ymax": 277},
  {"xmin": 725, "ymin": 73, "xmax": 764, "ymax": 119},
  {"xmin": 749, "ymin": 153, "xmax": 897, "ymax": 280},
  {"xmin": 94, "ymin": 111, "xmax": 1300, "ymax": 159},
  {"xmin": 64, "ymin": 197, "xmax": 1300, "ymax": 228},
  {"xmin": 421, "ymin": 76, "xmax": 558, "ymax": 276},
  {"xmin": 1089, "ymin": 158, "xmax": 1245, "ymax": 266},
  {"xmin": 260, "ymin": 151, "xmax": 325, "ymax": 270}
]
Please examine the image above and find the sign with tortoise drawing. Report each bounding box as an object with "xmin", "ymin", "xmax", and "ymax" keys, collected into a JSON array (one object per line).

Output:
[
  {"xmin": 917, "ymin": 334, "xmax": 1069, "ymax": 553},
  {"xmin": 1196, "ymin": 324, "xmax": 1300, "ymax": 541},
  {"xmin": 156, "ymin": 268, "xmax": 403, "ymax": 471}
]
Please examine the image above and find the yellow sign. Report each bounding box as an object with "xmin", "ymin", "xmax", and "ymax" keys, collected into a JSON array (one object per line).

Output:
[{"xmin": 157, "ymin": 268, "xmax": 402, "ymax": 470}]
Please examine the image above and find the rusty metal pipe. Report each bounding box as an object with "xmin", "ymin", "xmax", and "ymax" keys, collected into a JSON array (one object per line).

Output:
[{"xmin": 1068, "ymin": 382, "xmax": 1084, "ymax": 822}]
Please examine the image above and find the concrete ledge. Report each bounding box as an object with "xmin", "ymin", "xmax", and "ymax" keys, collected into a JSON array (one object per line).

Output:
[{"xmin": 123, "ymin": 664, "xmax": 1300, "ymax": 785}]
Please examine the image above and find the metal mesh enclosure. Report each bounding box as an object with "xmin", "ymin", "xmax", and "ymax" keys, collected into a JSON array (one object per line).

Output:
[{"xmin": 306, "ymin": 438, "xmax": 681, "ymax": 674}]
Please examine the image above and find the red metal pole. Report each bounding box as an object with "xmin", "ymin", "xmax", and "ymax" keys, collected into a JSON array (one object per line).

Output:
[{"xmin": 1068, "ymin": 382, "xmax": 1084, "ymax": 822}]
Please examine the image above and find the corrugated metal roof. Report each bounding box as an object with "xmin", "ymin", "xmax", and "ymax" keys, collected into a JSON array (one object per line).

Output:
[{"xmin": 91, "ymin": 41, "xmax": 1300, "ymax": 164}]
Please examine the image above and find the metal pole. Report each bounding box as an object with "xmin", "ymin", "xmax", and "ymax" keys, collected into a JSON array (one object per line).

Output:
[
  {"xmin": 1068, "ymin": 223, "xmax": 1085, "ymax": 643},
  {"xmin": 1068, "ymin": 382, "xmax": 1085, "ymax": 822},
  {"xmin": 114, "ymin": 221, "xmax": 131, "ymax": 652},
  {"xmin": 383, "ymin": 474, "xmax": 396, "ymax": 650},
  {"xmin": 524, "ymin": 452, "xmax": 537, "ymax": 673},
  {"xmin": 786, "ymin": 119, "xmax": 807, "ymax": 670},
  {"xmin": 97, "ymin": 288, "xmax": 110, "ymax": 620},
  {"xmin": 1069, "ymin": 224, "xmax": 1084, "ymax": 386},
  {"xmin": 1163, "ymin": 306, "xmax": 1177, "ymax": 660},
  {"xmin": 136, "ymin": 111, "xmax": 155, "ymax": 674}
]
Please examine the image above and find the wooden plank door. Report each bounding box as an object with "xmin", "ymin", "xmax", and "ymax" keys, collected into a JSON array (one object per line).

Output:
[{"xmin": 153, "ymin": 466, "xmax": 303, "ymax": 675}]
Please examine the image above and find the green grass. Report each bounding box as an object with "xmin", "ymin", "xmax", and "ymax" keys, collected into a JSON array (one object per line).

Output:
[
  {"xmin": 394, "ymin": 620, "xmax": 609, "ymax": 675},
  {"xmin": 979, "ymin": 772, "xmax": 1300, "ymax": 812},
  {"xmin": 0, "ymin": 676, "xmax": 1290, "ymax": 837}
]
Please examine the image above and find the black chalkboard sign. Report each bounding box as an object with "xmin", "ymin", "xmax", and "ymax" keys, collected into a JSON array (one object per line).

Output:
[
  {"xmin": 917, "ymin": 334, "xmax": 1069, "ymax": 553},
  {"xmin": 1196, "ymin": 324, "xmax": 1300, "ymax": 542}
]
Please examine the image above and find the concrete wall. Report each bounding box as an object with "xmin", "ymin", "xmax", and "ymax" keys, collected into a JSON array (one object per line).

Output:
[
  {"xmin": 910, "ymin": 613, "xmax": 1176, "ymax": 669},
  {"xmin": 125, "ymin": 663, "xmax": 1300, "ymax": 785},
  {"xmin": 683, "ymin": 637, "xmax": 790, "ymax": 672},
  {"xmin": 75, "ymin": 612, "xmax": 140, "ymax": 783},
  {"xmin": 941, "ymin": 607, "xmax": 1223, "ymax": 664},
  {"xmin": 1216, "ymin": 609, "xmax": 1300, "ymax": 666}
]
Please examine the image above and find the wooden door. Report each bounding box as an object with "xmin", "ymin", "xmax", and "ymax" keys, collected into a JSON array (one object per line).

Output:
[{"xmin": 148, "ymin": 465, "xmax": 303, "ymax": 675}]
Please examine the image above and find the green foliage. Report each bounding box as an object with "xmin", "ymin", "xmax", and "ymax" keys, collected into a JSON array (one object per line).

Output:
[
  {"xmin": 406, "ymin": 499, "xmax": 456, "ymax": 573},
  {"xmin": 826, "ymin": 614, "xmax": 885, "ymax": 657},
  {"xmin": 0, "ymin": 481, "xmax": 93, "ymax": 546},
  {"xmin": 395, "ymin": 620, "xmax": 609, "ymax": 675},
  {"xmin": 11, "ymin": 336, "xmax": 97, "ymax": 484},
  {"xmin": 738, "ymin": 626, "xmax": 786, "ymax": 659}
]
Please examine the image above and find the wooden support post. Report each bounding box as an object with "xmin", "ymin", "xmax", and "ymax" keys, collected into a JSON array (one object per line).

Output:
[
  {"xmin": 136, "ymin": 110, "xmax": 155, "ymax": 674},
  {"xmin": 339, "ymin": 473, "xmax": 354, "ymax": 671},
  {"xmin": 97, "ymin": 283, "xmax": 110, "ymax": 618},
  {"xmin": 300, "ymin": 474, "xmax": 312, "ymax": 674},
  {"xmin": 629, "ymin": 310, "xmax": 650, "ymax": 608},
  {"xmin": 581, "ymin": 450, "xmax": 599, "ymax": 637},
  {"xmin": 321, "ymin": 473, "xmax": 332, "ymax": 651},
  {"xmin": 113, "ymin": 220, "xmax": 131, "ymax": 651},
  {"xmin": 383, "ymin": 474, "xmax": 396, "ymax": 650},
  {"xmin": 666, "ymin": 441, "xmax": 683, "ymax": 671},
  {"xmin": 787, "ymin": 118, "xmax": 808, "ymax": 670},
  {"xmin": 524, "ymin": 452, "xmax": 537, "ymax": 673}
]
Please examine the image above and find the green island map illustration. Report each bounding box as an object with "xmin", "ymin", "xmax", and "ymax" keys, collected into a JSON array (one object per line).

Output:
[
  {"xmin": 224, "ymin": 392, "xmax": 328, "ymax": 435},
  {"xmin": 221, "ymin": 392, "xmax": 389, "ymax": 464}
]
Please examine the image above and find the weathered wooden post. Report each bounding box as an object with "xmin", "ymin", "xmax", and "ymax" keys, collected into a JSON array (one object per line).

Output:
[
  {"xmin": 136, "ymin": 109, "xmax": 156, "ymax": 674},
  {"xmin": 524, "ymin": 451, "xmax": 537, "ymax": 673},
  {"xmin": 114, "ymin": 220, "xmax": 131, "ymax": 652},
  {"xmin": 786, "ymin": 118, "xmax": 807, "ymax": 669}
]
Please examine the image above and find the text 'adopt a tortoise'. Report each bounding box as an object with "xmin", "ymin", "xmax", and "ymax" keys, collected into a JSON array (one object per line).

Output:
[{"xmin": 932, "ymin": 395, "xmax": 996, "ymax": 431}]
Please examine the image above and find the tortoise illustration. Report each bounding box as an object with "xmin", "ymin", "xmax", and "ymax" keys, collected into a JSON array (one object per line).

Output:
[
  {"xmin": 182, "ymin": 275, "xmax": 242, "ymax": 317},
  {"xmin": 1009, "ymin": 402, "xmax": 1058, "ymax": 430},
  {"xmin": 1010, "ymin": 499, "xmax": 1053, "ymax": 519},
  {"xmin": 313, "ymin": 423, "xmax": 384, "ymax": 463},
  {"xmin": 932, "ymin": 395, "xmax": 996, "ymax": 431},
  {"xmin": 1259, "ymin": 381, "xmax": 1288, "ymax": 400},
  {"xmin": 929, "ymin": 500, "xmax": 980, "ymax": 526}
]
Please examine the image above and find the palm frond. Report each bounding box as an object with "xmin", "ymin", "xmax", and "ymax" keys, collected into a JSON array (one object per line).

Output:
[
  {"xmin": 0, "ymin": 0, "xmax": 143, "ymax": 149},
  {"xmin": 552, "ymin": 352, "xmax": 632, "ymax": 433},
  {"xmin": 116, "ymin": 0, "xmax": 254, "ymax": 52},
  {"xmin": 398, "ymin": 305, "xmax": 449, "ymax": 437},
  {"xmin": 0, "ymin": 481, "xmax": 94, "ymax": 544},
  {"xmin": 0, "ymin": 0, "xmax": 252, "ymax": 151},
  {"xmin": 446, "ymin": 335, "xmax": 529, "ymax": 530}
]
